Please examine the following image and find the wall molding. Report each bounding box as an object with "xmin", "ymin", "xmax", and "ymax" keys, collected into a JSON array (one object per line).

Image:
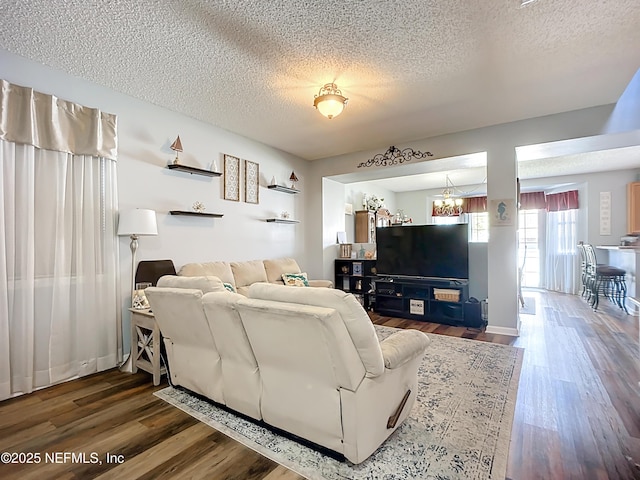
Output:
[{"xmin": 485, "ymin": 325, "xmax": 520, "ymax": 337}]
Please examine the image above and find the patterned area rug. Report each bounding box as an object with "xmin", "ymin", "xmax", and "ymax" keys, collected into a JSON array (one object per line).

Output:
[{"xmin": 155, "ymin": 326, "xmax": 523, "ymax": 480}]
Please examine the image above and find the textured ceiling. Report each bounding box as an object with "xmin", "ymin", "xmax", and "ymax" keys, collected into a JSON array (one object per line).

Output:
[{"xmin": 0, "ymin": 0, "xmax": 639, "ymax": 161}]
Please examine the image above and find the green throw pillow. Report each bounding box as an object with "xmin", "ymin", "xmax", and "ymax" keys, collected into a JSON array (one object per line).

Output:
[{"xmin": 282, "ymin": 272, "xmax": 309, "ymax": 287}]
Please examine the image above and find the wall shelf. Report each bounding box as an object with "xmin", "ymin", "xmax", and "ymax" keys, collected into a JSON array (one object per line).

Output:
[
  {"xmin": 167, "ymin": 164, "xmax": 221, "ymax": 177},
  {"xmin": 170, "ymin": 210, "xmax": 223, "ymax": 218},
  {"xmin": 267, "ymin": 185, "xmax": 299, "ymax": 194},
  {"xmin": 335, "ymin": 259, "xmax": 377, "ymax": 310},
  {"xmin": 266, "ymin": 218, "xmax": 299, "ymax": 224}
]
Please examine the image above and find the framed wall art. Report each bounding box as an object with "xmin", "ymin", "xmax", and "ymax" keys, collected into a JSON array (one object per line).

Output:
[
  {"xmin": 244, "ymin": 159, "xmax": 259, "ymax": 204},
  {"xmin": 490, "ymin": 198, "xmax": 515, "ymax": 226},
  {"xmin": 223, "ymin": 154, "xmax": 240, "ymax": 201}
]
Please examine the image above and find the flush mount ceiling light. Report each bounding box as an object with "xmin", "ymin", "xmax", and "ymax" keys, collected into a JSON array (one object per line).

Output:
[{"xmin": 313, "ymin": 83, "xmax": 348, "ymax": 119}]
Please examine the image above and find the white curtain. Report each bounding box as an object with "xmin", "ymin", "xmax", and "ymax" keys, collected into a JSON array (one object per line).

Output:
[
  {"xmin": 544, "ymin": 209, "xmax": 580, "ymax": 294},
  {"xmin": 0, "ymin": 80, "xmax": 119, "ymax": 400}
]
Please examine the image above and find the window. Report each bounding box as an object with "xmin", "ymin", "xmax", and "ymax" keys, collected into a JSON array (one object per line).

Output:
[
  {"xmin": 468, "ymin": 212, "xmax": 489, "ymax": 243},
  {"xmin": 518, "ymin": 209, "xmax": 541, "ymax": 287}
]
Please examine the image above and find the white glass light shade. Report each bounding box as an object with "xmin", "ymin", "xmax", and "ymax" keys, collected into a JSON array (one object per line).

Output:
[
  {"xmin": 313, "ymin": 83, "xmax": 348, "ymax": 119},
  {"xmin": 117, "ymin": 209, "xmax": 158, "ymax": 236},
  {"xmin": 314, "ymin": 94, "xmax": 347, "ymax": 119}
]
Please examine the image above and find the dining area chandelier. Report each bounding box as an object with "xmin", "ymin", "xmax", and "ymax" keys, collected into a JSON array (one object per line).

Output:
[{"xmin": 433, "ymin": 176, "xmax": 463, "ymax": 216}]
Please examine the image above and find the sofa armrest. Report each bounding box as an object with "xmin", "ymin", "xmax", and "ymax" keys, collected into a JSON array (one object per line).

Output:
[
  {"xmin": 307, "ymin": 279, "xmax": 334, "ymax": 288},
  {"xmin": 380, "ymin": 329, "xmax": 430, "ymax": 369}
]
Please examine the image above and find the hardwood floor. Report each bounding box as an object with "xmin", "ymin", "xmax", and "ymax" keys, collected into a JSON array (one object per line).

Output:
[{"xmin": 0, "ymin": 291, "xmax": 638, "ymax": 479}]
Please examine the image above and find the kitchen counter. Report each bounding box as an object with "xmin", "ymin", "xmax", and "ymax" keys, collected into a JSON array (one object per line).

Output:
[
  {"xmin": 596, "ymin": 245, "xmax": 640, "ymax": 251},
  {"xmin": 596, "ymin": 246, "xmax": 639, "ymax": 309}
]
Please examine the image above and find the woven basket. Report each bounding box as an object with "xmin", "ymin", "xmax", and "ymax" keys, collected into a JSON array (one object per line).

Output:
[{"xmin": 433, "ymin": 288, "xmax": 460, "ymax": 302}]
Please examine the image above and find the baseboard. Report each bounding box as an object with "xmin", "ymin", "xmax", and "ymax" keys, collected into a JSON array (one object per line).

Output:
[{"xmin": 485, "ymin": 325, "xmax": 520, "ymax": 337}]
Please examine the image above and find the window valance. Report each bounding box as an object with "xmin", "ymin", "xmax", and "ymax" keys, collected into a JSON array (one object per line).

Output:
[
  {"xmin": 463, "ymin": 196, "xmax": 487, "ymax": 213},
  {"xmin": 0, "ymin": 79, "xmax": 117, "ymax": 159},
  {"xmin": 520, "ymin": 191, "xmax": 547, "ymax": 210},
  {"xmin": 446, "ymin": 189, "xmax": 578, "ymax": 215},
  {"xmin": 546, "ymin": 190, "xmax": 579, "ymax": 212}
]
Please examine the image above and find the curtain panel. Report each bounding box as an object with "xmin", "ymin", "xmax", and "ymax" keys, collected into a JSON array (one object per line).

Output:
[{"xmin": 0, "ymin": 80, "xmax": 119, "ymax": 401}]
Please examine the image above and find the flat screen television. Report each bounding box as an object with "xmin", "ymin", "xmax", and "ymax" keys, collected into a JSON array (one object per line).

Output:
[{"xmin": 376, "ymin": 224, "xmax": 469, "ymax": 280}]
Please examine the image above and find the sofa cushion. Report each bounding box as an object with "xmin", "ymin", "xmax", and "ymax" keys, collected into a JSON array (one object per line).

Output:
[
  {"xmin": 231, "ymin": 260, "xmax": 268, "ymax": 294},
  {"xmin": 156, "ymin": 275, "xmax": 227, "ymax": 293},
  {"xmin": 264, "ymin": 257, "xmax": 301, "ymax": 284},
  {"xmin": 178, "ymin": 262, "xmax": 236, "ymax": 287},
  {"xmin": 248, "ymin": 283, "xmax": 384, "ymax": 377},
  {"xmin": 282, "ymin": 272, "xmax": 309, "ymax": 287}
]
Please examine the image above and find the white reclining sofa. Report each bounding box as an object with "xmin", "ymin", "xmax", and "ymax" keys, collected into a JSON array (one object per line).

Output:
[
  {"xmin": 178, "ymin": 257, "xmax": 333, "ymax": 295},
  {"xmin": 145, "ymin": 275, "xmax": 430, "ymax": 464}
]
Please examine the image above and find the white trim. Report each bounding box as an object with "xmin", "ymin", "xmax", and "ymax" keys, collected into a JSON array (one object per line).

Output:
[{"xmin": 486, "ymin": 325, "xmax": 520, "ymax": 337}]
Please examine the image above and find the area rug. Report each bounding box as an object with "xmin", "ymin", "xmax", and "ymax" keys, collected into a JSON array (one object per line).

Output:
[
  {"xmin": 155, "ymin": 326, "xmax": 523, "ymax": 480},
  {"xmin": 520, "ymin": 297, "xmax": 536, "ymax": 315}
]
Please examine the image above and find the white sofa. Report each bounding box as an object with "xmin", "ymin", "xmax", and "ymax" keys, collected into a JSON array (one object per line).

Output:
[
  {"xmin": 178, "ymin": 257, "xmax": 333, "ymax": 295},
  {"xmin": 145, "ymin": 276, "xmax": 430, "ymax": 464}
]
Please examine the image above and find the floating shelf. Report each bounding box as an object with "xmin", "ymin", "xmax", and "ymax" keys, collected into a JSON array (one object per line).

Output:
[
  {"xmin": 266, "ymin": 218, "xmax": 299, "ymax": 224},
  {"xmin": 170, "ymin": 210, "xmax": 223, "ymax": 218},
  {"xmin": 267, "ymin": 185, "xmax": 300, "ymax": 194},
  {"xmin": 167, "ymin": 164, "xmax": 221, "ymax": 177}
]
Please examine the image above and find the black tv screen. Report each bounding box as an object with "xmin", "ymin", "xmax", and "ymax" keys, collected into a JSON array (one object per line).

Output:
[{"xmin": 376, "ymin": 224, "xmax": 469, "ymax": 280}]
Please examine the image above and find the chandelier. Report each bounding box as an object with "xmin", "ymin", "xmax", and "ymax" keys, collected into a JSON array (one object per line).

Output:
[
  {"xmin": 313, "ymin": 83, "xmax": 348, "ymax": 119},
  {"xmin": 433, "ymin": 176, "xmax": 463, "ymax": 216}
]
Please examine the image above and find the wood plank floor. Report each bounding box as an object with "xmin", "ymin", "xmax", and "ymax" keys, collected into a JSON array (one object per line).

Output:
[{"xmin": 0, "ymin": 290, "xmax": 638, "ymax": 479}]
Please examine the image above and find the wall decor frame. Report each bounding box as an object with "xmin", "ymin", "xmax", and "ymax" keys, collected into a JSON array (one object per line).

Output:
[
  {"xmin": 599, "ymin": 191, "xmax": 611, "ymax": 235},
  {"xmin": 244, "ymin": 159, "xmax": 259, "ymax": 204},
  {"xmin": 490, "ymin": 198, "xmax": 515, "ymax": 226},
  {"xmin": 223, "ymin": 154, "xmax": 240, "ymax": 201}
]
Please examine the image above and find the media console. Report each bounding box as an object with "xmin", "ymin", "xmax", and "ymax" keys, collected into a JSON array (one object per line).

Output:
[{"xmin": 374, "ymin": 276, "xmax": 469, "ymax": 326}]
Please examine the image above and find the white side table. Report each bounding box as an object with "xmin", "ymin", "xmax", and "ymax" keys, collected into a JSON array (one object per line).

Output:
[{"xmin": 129, "ymin": 308, "xmax": 166, "ymax": 385}]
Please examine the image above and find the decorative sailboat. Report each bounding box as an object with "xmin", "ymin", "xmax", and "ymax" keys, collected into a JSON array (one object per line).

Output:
[
  {"xmin": 170, "ymin": 135, "xmax": 183, "ymax": 165},
  {"xmin": 289, "ymin": 171, "xmax": 299, "ymax": 189}
]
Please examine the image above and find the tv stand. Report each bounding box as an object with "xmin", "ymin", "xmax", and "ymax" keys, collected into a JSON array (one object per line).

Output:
[{"xmin": 374, "ymin": 277, "xmax": 469, "ymax": 325}]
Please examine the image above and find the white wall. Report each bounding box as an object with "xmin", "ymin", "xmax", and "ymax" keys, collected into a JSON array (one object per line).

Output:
[
  {"xmin": 0, "ymin": 50, "xmax": 310, "ymax": 351},
  {"xmin": 395, "ymin": 190, "xmax": 431, "ymax": 225},
  {"xmin": 321, "ymin": 178, "xmax": 347, "ymax": 278},
  {"xmin": 344, "ymin": 182, "xmax": 396, "ymax": 242}
]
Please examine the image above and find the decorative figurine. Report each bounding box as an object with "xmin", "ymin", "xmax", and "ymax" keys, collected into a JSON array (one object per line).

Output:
[
  {"xmin": 289, "ymin": 171, "xmax": 299, "ymax": 189},
  {"xmin": 170, "ymin": 135, "xmax": 183, "ymax": 165}
]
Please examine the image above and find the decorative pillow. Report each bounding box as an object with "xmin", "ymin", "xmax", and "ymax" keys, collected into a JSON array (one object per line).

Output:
[
  {"xmin": 282, "ymin": 272, "xmax": 309, "ymax": 287},
  {"xmin": 223, "ymin": 282, "xmax": 236, "ymax": 293}
]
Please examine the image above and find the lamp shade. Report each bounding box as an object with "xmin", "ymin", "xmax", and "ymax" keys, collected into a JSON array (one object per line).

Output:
[
  {"xmin": 117, "ymin": 209, "xmax": 158, "ymax": 236},
  {"xmin": 313, "ymin": 83, "xmax": 348, "ymax": 119},
  {"xmin": 315, "ymin": 94, "xmax": 347, "ymax": 119}
]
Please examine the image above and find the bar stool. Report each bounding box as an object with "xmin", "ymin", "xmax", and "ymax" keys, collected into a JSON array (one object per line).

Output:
[
  {"xmin": 583, "ymin": 244, "xmax": 628, "ymax": 313},
  {"xmin": 577, "ymin": 243, "xmax": 589, "ymax": 298}
]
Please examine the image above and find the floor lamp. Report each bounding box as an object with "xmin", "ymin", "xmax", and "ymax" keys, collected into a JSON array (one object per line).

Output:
[
  {"xmin": 117, "ymin": 209, "xmax": 157, "ymax": 372},
  {"xmin": 117, "ymin": 209, "xmax": 158, "ymax": 307}
]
